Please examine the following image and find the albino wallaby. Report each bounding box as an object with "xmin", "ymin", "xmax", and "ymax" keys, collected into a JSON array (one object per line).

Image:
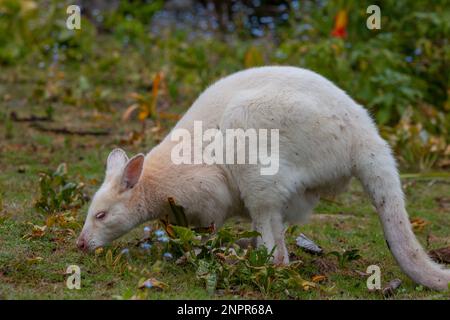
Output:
[{"xmin": 77, "ymin": 66, "xmax": 450, "ymax": 290}]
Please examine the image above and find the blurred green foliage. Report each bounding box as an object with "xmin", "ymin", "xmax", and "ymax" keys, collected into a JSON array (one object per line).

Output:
[
  {"xmin": 34, "ymin": 163, "xmax": 87, "ymax": 214},
  {"xmin": 0, "ymin": 0, "xmax": 449, "ymax": 171}
]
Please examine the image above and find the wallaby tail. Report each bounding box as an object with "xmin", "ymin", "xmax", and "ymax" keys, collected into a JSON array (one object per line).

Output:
[{"xmin": 355, "ymin": 140, "xmax": 450, "ymax": 291}]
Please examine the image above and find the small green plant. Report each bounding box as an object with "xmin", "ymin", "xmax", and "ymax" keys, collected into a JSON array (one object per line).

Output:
[
  {"xmin": 45, "ymin": 105, "xmax": 54, "ymax": 120},
  {"xmin": 95, "ymin": 248, "xmax": 130, "ymax": 275},
  {"xmin": 34, "ymin": 163, "xmax": 87, "ymax": 214},
  {"xmin": 130, "ymin": 198, "xmax": 323, "ymax": 297},
  {"xmin": 328, "ymin": 248, "xmax": 362, "ymax": 268},
  {"xmin": 119, "ymin": 195, "xmax": 324, "ymax": 298}
]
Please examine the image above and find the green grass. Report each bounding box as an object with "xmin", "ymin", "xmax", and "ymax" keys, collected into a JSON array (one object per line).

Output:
[
  {"xmin": 1, "ymin": 101, "xmax": 449, "ymax": 300},
  {"xmin": 0, "ymin": 37, "xmax": 449, "ymax": 300}
]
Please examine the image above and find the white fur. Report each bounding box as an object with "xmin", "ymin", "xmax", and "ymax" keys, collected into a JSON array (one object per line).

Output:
[{"xmin": 79, "ymin": 66, "xmax": 450, "ymax": 290}]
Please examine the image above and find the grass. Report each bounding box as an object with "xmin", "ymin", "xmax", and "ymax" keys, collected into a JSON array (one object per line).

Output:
[
  {"xmin": 1, "ymin": 39, "xmax": 449, "ymax": 300},
  {"xmin": 1, "ymin": 103, "xmax": 450, "ymax": 300}
]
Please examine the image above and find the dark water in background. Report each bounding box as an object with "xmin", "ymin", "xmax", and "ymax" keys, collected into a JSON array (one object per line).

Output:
[
  {"xmin": 152, "ymin": 0, "xmax": 298, "ymax": 38},
  {"xmin": 81, "ymin": 0, "xmax": 327, "ymax": 40}
]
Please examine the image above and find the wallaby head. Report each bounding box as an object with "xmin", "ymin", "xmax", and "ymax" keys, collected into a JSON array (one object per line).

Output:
[{"xmin": 77, "ymin": 148, "xmax": 146, "ymax": 251}]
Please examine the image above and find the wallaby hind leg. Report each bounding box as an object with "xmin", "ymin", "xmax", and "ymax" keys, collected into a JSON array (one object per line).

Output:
[
  {"xmin": 271, "ymin": 213, "xmax": 289, "ymax": 264},
  {"xmin": 247, "ymin": 204, "xmax": 289, "ymax": 265},
  {"xmin": 235, "ymin": 218, "xmax": 287, "ymax": 262}
]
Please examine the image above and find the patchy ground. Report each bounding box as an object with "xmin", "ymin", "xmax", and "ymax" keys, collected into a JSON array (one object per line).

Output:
[{"xmin": 1, "ymin": 63, "xmax": 450, "ymax": 300}]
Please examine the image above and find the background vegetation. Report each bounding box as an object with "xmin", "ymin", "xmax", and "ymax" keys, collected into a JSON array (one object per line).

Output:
[{"xmin": 0, "ymin": 0, "xmax": 449, "ymax": 300}]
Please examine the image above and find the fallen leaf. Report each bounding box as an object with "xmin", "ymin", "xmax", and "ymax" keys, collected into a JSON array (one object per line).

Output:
[
  {"xmin": 24, "ymin": 224, "xmax": 47, "ymax": 239},
  {"xmin": 122, "ymin": 104, "xmax": 140, "ymax": 121},
  {"xmin": 296, "ymin": 233, "xmax": 323, "ymax": 255},
  {"xmin": 301, "ymin": 280, "xmax": 317, "ymax": 291},
  {"xmin": 160, "ymin": 217, "xmax": 176, "ymax": 238},
  {"xmin": 410, "ymin": 217, "xmax": 429, "ymax": 232},
  {"xmin": 27, "ymin": 256, "xmax": 43, "ymax": 265},
  {"xmin": 311, "ymin": 275, "xmax": 327, "ymax": 283},
  {"xmin": 382, "ymin": 278, "xmax": 402, "ymax": 297},
  {"xmin": 429, "ymin": 247, "xmax": 450, "ymax": 264}
]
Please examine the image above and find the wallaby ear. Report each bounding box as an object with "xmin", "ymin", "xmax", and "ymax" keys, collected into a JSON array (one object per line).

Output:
[
  {"xmin": 121, "ymin": 154, "xmax": 145, "ymax": 191},
  {"xmin": 107, "ymin": 148, "xmax": 128, "ymax": 175}
]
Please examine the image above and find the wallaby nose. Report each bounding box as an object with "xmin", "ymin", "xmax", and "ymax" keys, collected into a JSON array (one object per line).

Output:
[{"xmin": 76, "ymin": 236, "xmax": 87, "ymax": 251}]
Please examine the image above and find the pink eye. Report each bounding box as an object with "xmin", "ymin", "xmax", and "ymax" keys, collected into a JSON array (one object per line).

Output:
[{"xmin": 95, "ymin": 211, "xmax": 106, "ymax": 219}]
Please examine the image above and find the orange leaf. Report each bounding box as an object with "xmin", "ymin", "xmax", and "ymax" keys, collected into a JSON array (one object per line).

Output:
[
  {"xmin": 151, "ymin": 72, "xmax": 162, "ymax": 99},
  {"xmin": 312, "ymin": 275, "xmax": 327, "ymax": 283},
  {"xmin": 138, "ymin": 109, "xmax": 150, "ymax": 121},
  {"xmin": 160, "ymin": 217, "xmax": 176, "ymax": 238},
  {"xmin": 410, "ymin": 217, "xmax": 429, "ymax": 232}
]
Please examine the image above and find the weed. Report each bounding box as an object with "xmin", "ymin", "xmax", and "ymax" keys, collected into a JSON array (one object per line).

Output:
[{"xmin": 34, "ymin": 163, "xmax": 87, "ymax": 215}]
